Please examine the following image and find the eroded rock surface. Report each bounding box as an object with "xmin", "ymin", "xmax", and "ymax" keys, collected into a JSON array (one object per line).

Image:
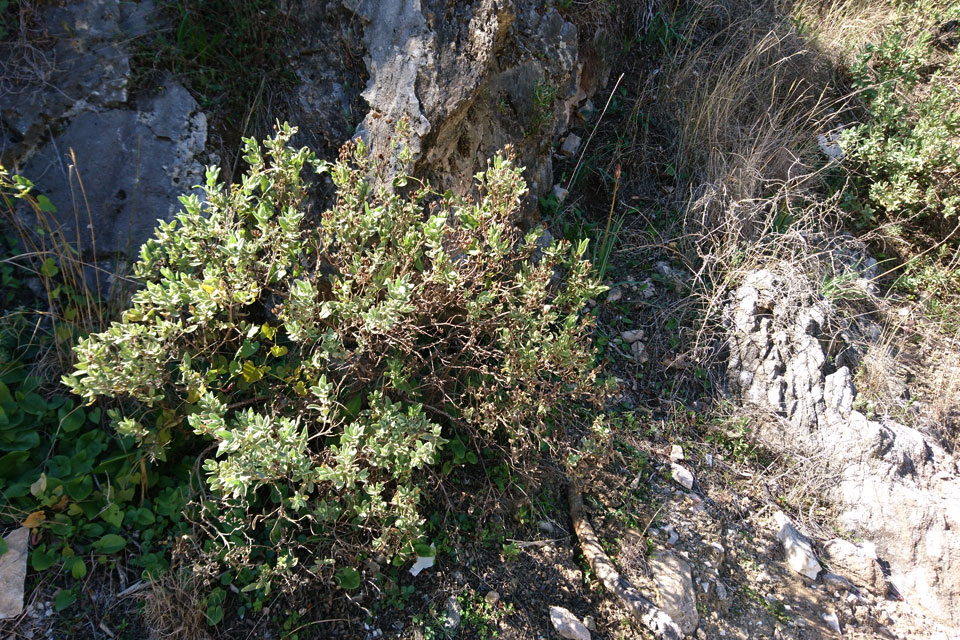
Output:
[
  {"xmin": 22, "ymin": 80, "xmax": 207, "ymax": 260},
  {"xmin": 350, "ymin": 0, "xmax": 589, "ymax": 199},
  {"xmin": 1, "ymin": 0, "xmax": 156, "ymax": 166},
  {"xmin": 726, "ymin": 264, "xmax": 960, "ymax": 625}
]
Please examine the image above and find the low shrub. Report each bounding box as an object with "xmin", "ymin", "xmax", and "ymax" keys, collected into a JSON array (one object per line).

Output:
[
  {"xmin": 840, "ymin": 2, "xmax": 960, "ymax": 225},
  {"xmin": 64, "ymin": 123, "xmax": 610, "ymax": 595}
]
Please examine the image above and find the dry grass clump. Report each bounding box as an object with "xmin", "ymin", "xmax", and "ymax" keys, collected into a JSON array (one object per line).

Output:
[
  {"xmin": 610, "ymin": 0, "xmax": 854, "ymax": 369},
  {"xmin": 142, "ymin": 569, "xmax": 211, "ymax": 640}
]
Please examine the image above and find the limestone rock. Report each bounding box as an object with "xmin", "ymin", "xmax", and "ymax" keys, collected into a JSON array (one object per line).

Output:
[
  {"xmin": 670, "ymin": 445, "xmax": 684, "ymax": 462},
  {"xmin": 823, "ymin": 538, "xmax": 885, "ymax": 593},
  {"xmin": 0, "ymin": 528, "xmax": 29, "ymax": 619},
  {"xmin": 22, "ymin": 80, "xmax": 207, "ymax": 262},
  {"xmin": 773, "ymin": 511, "xmax": 821, "ymax": 580},
  {"xmin": 650, "ymin": 552, "xmax": 699, "ymax": 636},
  {"xmin": 549, "ymin": 605, "xmax": 591, "ymax": 640},
  {"xmin": 1, "ymin": 0, "xmax": 158, "ymax": 165},
  {"xmin": 351, "ymin": 1, "xmax": 589, "ymax": 200},
  {"xmin": 670, "ymin": 463, "xmax": 694, "ymax": 490},
  {"xmin": 560, "ymin": 133, "xmax": 582, "ymax": 157},
  {"xmin": 444, "ymin": 595, "xmax": 461, "ymax": 634},
  {"xmin": 725, "ymin": 261, "xmax": 960, "ymax": 624}
]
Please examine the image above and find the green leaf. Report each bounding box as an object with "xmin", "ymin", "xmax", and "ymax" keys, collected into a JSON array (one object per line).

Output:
[
  {"xmin": 36, "ymin": 194, "xmax": 57, "ymax": 213},
  {"xmin": 205, "ymin": 604, "xmax": 224, "ymax": 625},
  {"xmin": 47, "ymin": 455, "xmax": 71, "ymax": 478},
  {"xmin": 60, "ymin": 407, "xmax": 86, "ymax": 433},
  {"xmin": 31, "ymin": 545, "xmax": 56, "ymax": 571},
  {"xmin": 0, "ymin": 538, "xmax": 7, "ymax": 557},
  {"xmin": 335, "ymin": 566, "xmax": 361, "ymax": 590},
  {"xmin": 0, "ymin": 451, "xmax": 32, "ymax": 479},
  {"xmin": 19, "ymin": 392, "xmax": 47, "ymax": 415},
  {"xmin": 65, "ymin": 475, "xmax": 93, "ymax": 501},
  {"xmin": 100, "ymin": 503, "xmax": 124, "ymax": 528},
  {"xmin": 0, "ymin": 381, "xmax": 13, "ymax": 405},
  {"xmin": 238, "ymin": 339, "xmax": 260, "ymax": 359},
  {"xmin": 92, "ymin": 534, "xmax": 127, "ymax": 554},
  {"xmin": 54, "ymin": 589, "xmax": 77, "ymax": 611},
  {"xmin": 66, "ymin": 556, "xmax": 87, "ymax": 579},
  {"xmin": 40, "ymin": 258, "xmax": 59, "ymax": 277},
  {"xmin": 241, "ymin": 360, "xmax": 263, "ymax": 383}
]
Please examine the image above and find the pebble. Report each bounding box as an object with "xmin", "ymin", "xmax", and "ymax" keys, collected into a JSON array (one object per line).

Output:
[
  {"xmin": 484, "ymin": 590, "xmax": 500, "ymax": 606},
  {"xmin": 670, "ymin": 463, "xmax": 694, "ymax": 490},
  {"xmin": 822, "ymin": 612, "xmax": 841, "ymax": 634},
  {"xmin": 621, "ymin": 328, "xmax": 644, "ymax": 343},
  {"xmin": 631, "ymin": 341, "xmax": 649, "ymax": 363},
  {"xmin": 560, "ymin": 133, "xmax": 582, "ymax": 158},
  {"xmin": 549, "ymin": 606, "xmax": 591, "ymax": 640},
  {"xmin": 773, "ymin": 511, "xmax": 821, "ymax": 580},
  {"xmin": 670, "ymin": 444, "xmax": 684, "ymax": 462},
  {"xmin": 606, "ymin": 287, "xmax": 623, "ymax": 302},
  {"xmin": 444, "ymin": 596, "xmax": 461, "ymax": 633}
]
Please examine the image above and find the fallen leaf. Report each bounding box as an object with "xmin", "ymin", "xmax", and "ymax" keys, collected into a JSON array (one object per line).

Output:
[{"xmin": 22, "ymin": 511, "xmax": 46, "ymax": 528}]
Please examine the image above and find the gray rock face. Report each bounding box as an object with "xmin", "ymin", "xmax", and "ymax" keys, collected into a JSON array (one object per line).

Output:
[
  {"xmin": 650, "ymin": 552, "xmax": 699, "ymax": 636},
  {"xmin": 22, "ymin": 81, "xmax": 207, "ymax": 260},
  {"xmin": 350, "ymin": 0, "xmax": 587, "ymax": 199},
  {"xmin": 725, "ymin": 264, "xmax": 960, "ymax": 625},
  {"xmin": 1, "ymin": 0, "xmax": 156, "ymax": 166},
  {"xmin": 0, "ymin": 528, "xmax": 29, "ymax": 619}
]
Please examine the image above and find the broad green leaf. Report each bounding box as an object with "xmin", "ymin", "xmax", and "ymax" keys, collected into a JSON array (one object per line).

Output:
[
  {"xmin": 241, "ymin": 361, "xmax": 263, "ymax": 383},
  {"xmin": 92, "ymin": 534, "xmax": 127, "ymax": 554},
  {"xmin": 36, "ymin": 194, "xmax": 57, "ymax": 213},
  {"xmin": 335, "ymin": 566, "xmax": 361, "ymax": 590},
  {"xmin": 19, "ymin": 392, "xmax": 46, "ymax": 415},
  {"xmin": 100, "ymin": 503, "xmax": 123, "ymax": 528},
  {"xmin": 205, "ymin": 604, "xmax": 224, "ymax": 625},
  {"xmin": 40, "ymin": 258, "xmax": 59, "ymax": 277},
  {"xmin": 54, "ymin": 589, "xmax": 76, "ymax": 611},
  {"xmin": 31, "ymin": 545, "xmax": 56, "ymax": 571}
]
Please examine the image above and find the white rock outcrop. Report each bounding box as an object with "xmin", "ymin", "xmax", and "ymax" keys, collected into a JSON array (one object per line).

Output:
[{"xmin": 726, "ymin": 263, "xmax": 960, "ymax": 625}]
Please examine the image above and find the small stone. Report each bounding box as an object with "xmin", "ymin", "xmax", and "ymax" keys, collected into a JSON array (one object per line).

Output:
[
  {"xmin": 583, "ymin": 615, "xmax": 596, "ymax": 631},
  {"xmin": 822, "ymin": 573, "xmax": 854, "ymax": 592},
  {"xmin": 560, "ymin": 133, "xmax": 582, "ymax": 158},
  {"xmin": 773, "ymin": 511, "xmax": 821, "ymax": 580},
  {"xmin": 650, "ymin": 552, "xmax": 699, "ymax": 636},
  {"xmin": 538, "ymin": 520, "xmax": 555, "ymax": 534},
  {"xmin": 670, "ymin": 463, "xmax": 694, "ymax": 490},
  {"xmin": 444, "ymin": 596, "xmax": 461, "ymax": 633},
  {"xmin": 631, "ymin": 341, "xmax": 649, "ymax": 363},
  {"xmin": 621, "ymin": 329, "xmax": 645, "ymax": 343},
  {"xmin": 704, "ymin": 453, "xmax": 714, "ymax": 467},
  {"xmin": 706, "ymin": 542, "xmax": 725, "ymax": 565},
  {"xmin": 549, "ymin": 606, "xmax": 591, "ymax": 640},
  {"xmin": 822, "ymin": 538, "xmax": 885, "ymax": 592},
  {"xmin": 715, "ymin": 582, "xmax": 729, "ymax": 600},
  {"xmin": 0, "ymin": 527, "xmax": 29, "ymax": 619},
  {"xmin": 484, "ymin": 590, "xmax": 500, "ymax": 606},
  {"xmin": 662, "ymin": 524, "xmax": 679, "ymax": 545},
  {"xmin": 822, "ymin": 612, "xmax": 841, "ymax": 634},
  {"xmin": 670, "ymin": 445, "xmax": 684, "ymax": 462},
  {"xmin": 552, "ymin": 184, "xmax": 569, "ymax": 203}
]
